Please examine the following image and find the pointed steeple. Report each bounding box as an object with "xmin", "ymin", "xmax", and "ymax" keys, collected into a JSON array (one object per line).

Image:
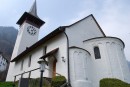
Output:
[
  {"xmin": 16, "ymin": 0, "xmax": 45, "ymax": 28},
  {"xmin": 29, "ymin": 0, "xmax": 38, "ymax": 17}
]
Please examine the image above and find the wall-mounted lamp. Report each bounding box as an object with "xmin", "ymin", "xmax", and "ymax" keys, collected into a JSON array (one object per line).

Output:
[{"xmin": 62, "ymin": 57, "xmax": 65, "ymax": 62}]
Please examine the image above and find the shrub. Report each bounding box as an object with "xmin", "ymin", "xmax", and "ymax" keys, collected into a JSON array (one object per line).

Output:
[
  {"xmin": 52, "ymin": 76, "xmax": 66, "ymax": 87},
  {"xmin": 0, "ymin": 82, "xmax": 14, "ymax": 87},
  {"xmin": 29, "ymin": 78, "xmax": 39, "ymax": 87},
  {"xmin": 100, "ymin": 78, "xmax": 130, "ymax": 87},
  {"xmin": 29, "ymin": 78, "xmax": 51, "ymax": 87}
]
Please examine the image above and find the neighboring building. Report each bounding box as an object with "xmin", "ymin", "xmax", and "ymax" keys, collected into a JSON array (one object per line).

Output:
[
  {"xmin": 6, "ymin": 1, "xmax": 130, "ymax": 87},
  {"xmin": 0, "ymin": 52, "xmax": 8, "ymax": 72}
]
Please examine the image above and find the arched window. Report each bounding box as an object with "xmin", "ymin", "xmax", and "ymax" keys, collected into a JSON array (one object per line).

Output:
[{"xmin": 94, "ymin": 46, "xmax": 101, "ymax": 59}]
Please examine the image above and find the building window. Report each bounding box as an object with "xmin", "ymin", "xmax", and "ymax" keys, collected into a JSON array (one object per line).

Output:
[
  {"xmin": 21, "ymin": 60, "xmax": 24, "ymax": 71},
  {"xmin": 44, "ymin": 46, "xmax": 47, "ymax": 54},
  {"xmin": 28, "ymin": 55, "xmax": 32, "ymax": 67},
  {"xmin": 94, "ymin": 46, "xmax": 101, "ymax": 59}
]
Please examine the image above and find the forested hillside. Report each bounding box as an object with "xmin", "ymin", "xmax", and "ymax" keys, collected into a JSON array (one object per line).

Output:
[{"xmin": 0, "ymin": 26, "xmax": 18, "ymax": 81}]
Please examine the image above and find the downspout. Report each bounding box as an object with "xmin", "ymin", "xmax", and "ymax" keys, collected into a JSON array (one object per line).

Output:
[{"xmin": 59, "ymin": 27, "xmax": 71, "ymax": 87}]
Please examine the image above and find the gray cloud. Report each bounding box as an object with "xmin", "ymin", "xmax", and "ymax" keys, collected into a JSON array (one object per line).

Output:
[{"xmin": 0, "ymin": 0, "xmax": 129, "ymax": 60}]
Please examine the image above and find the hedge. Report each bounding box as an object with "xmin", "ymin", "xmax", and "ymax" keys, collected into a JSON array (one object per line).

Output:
[
  {"xmin": 0, "ymin": 78, "xmax": 50, "ymax": 87},
  {"xmin": 0, "ymin": 76, "xmax": 66, "ymax": 87},
  {"xmin": 100, "ymin": 78, "xmax": 130, "ymax": 87},
  {"xmin": 52, "ymin": 76, "xmax": 66, "ymax": 87},
  {"xmin": 29, "ymin": 78, "xmax": 51, "ymax": 87}
]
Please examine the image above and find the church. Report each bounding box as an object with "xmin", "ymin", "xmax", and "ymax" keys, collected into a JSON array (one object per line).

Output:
[{"xmin": 6, "ymin": 1, "xmax": 130, "ymax": 87}]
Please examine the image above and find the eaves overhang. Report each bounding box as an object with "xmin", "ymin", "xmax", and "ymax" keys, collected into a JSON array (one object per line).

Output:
[
  {"xmin": 40, "ymin": 48, "xmax": 59, "ymax": 59},
  {"xmin": 17, "ymin": 12, "xmax": 45, "ymax": 28}
]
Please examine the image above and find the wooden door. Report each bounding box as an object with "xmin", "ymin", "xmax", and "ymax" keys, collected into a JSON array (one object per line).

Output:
[{"xmin": 53, "ymin": 60, "xmax": 56, "ymax": 77}]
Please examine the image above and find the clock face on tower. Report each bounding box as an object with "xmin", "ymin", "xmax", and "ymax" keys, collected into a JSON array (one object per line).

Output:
[{"xmin": 27, "ymin": 26, "xmax": 37, "ymax": 36}]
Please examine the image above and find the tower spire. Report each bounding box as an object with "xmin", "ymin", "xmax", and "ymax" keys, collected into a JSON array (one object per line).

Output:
[
  {"xmin": 29, "ymin": 0, "xmax": 38, "ymax": 17},
  {"xmin": 17, "ymin": 0, "xmax": 44, "ymax": 27}
]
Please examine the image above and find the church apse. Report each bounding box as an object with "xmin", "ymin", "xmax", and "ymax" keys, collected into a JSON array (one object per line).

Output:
[{"xmin": 69, "ymin": 47, "xmax": 92, "ymax": 87}]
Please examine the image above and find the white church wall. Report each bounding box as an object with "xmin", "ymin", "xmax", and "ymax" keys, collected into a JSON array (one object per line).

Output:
[
  {"xmin": 106, "ymin": 41, "xmax": 130, "ymax": 83},
  {"xmin": 9, "ymin": 32, "xmax": 68, "ymax": 81},
  {"xmin": 6, "ymin": 63, "xmax": 15, "ymax": 81},
  {"xmin": 69, "ymin": 47, "xmax": 92, "ymax": 87},
  {"xmin": 12, "ymin": 23, "xmax": 39, "ymax": 59},
  {"xmin": 12, "ymin": 46, "xmax": 49, "ymax": 80},
  {"xmin": 18, "ymin": 23, "xmax": 39, "ymax": 55},
  {"xmin": 83, "ymin": 37, "xmax": 130, "ymax": 87},
  {"xmin": 15, "ymin": 75, "xmax": 21, "ymax": 81},
  {"xmin": 6, "ymin": 23, "xmax": 40, "ymax": 81},
  {"xmin": 46, "ymin": 33, "xmax": 68, "ymax": 79},
  {"xmin": 22, "ymin": 73, "xmax": 29, "ymax": 78},
  {"xmin": 65, "ymin": 15, "xmax": 104, "ymax": 48}
]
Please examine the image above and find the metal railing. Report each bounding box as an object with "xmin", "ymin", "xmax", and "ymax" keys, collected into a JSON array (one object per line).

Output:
[{"xmin": 14, "ymin": 67, "xmax": 62, "ymax": 82}]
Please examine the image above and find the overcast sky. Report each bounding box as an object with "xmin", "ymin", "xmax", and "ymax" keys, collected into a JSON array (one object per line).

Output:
[{"xmin": 0, "ymin": 0, "xmax": 130, "ymax": 61}]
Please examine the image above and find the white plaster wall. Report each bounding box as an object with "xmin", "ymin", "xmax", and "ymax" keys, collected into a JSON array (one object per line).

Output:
[
  {"xmin": 83, "ymin": 37, "xmax": 130, "ymax": 87},
  {"xmin": 6, "ymin": 22, "xmax": 39, "ymax": 81},
  {"xmin": 65, "ymin": 15, "xmax": 104, "ymax": 48},
  {"xmin": 12, "ymin": 23, "xmax": 39, "ymax": 59},
  {"xmin": 11, "ymin": 46, "xmax": 48, "ymax": 81},
  {"xmin": 46, "ymin": 33, "xmax": 68, "ymax": 79},
  {"xmin": 7, "ymin": 32, "xmax": 68, "ymax": 81},
  {"xmin": 69, "ymin": 47, "xmax": 92, "ymax": 87},
  {"xmin": 6, "ymin": 62, "xmax": 15, "ymax": 81}
]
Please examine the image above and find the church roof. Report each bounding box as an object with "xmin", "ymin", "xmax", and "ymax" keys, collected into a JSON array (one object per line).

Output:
[
  {"xmin": 17, "ymin": 0, "xmax": 44, "ymax": 28},
  {"xmin": 11, "ymin": 14, "xmax": 106, "ymax": 62}
]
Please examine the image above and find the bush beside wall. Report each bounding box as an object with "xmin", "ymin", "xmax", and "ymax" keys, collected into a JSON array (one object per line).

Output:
[
  {"xmin": 100, "ymin": 78, "xmax": 130, "ymax": 87},
  {"xmin": 29, "ymin": 78, "xmax": 51, "ymax": 87},
  {"xmin": 0, "ymin": 76, "xmax": 66, "ymax": 87},
  {"xmin": 52, "ymin": 76, "xmax": 66, "ymax": 87},
  {"xmin": 29, "ymin": 76, "xmax": 66, "ymax": 87}
]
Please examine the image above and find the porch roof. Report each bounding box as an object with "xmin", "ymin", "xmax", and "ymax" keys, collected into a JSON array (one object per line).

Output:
[{"xmin": 40, "ymin": 48, "xmax": 59, "ymax": 59}]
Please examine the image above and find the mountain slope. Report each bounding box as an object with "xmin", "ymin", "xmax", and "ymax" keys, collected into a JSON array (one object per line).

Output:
[{"xmin": 0, "ymin": 26, "xmax": 18, "ymax": 81}]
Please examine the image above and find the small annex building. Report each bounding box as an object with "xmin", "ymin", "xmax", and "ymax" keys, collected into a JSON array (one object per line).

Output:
[
  {"xmin": 0, "ymin": 52, "xmax": 8, "ymax": 72},
  {"xmin": 6, "ymin": 1, "xmax": 130, "ymax": 87}
]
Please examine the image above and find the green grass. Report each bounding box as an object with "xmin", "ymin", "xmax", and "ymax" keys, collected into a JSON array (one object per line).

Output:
[
  {"xmin": 0, "ymin": 82, "xmax": 15, "ymax": 87},
  {"xmin": 100, "ymin": 78, "xmax": 130, "ymax": 87}
]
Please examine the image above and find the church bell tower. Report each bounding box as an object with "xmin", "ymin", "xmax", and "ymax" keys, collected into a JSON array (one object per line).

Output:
[
  {"xmin": 12, "ymin": 0, "xmax": 45, "ymax": 58},
  {"xmin": 6, "ymin": 0, "xmax": 44, "ymax": 81}
]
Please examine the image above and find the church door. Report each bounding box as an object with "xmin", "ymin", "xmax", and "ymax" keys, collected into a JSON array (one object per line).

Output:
[
  {"xmin": 52, "ymin": 59, "xmax": 57, "ymax": 77},
  {"xmin": 48, "ymin": 56, "xmax": 57, "ymax": 78}
]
